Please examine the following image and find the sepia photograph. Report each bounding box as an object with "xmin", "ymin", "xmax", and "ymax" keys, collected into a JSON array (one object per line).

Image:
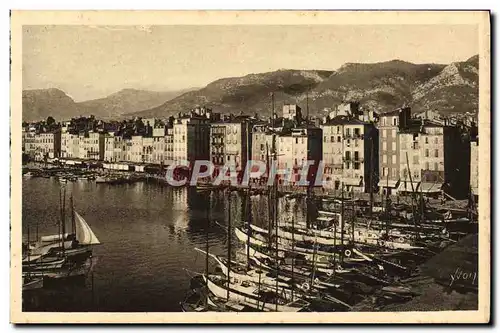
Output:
[{"xmin": 10, "ymin": 10, "xmax": 490, "ymax": 323}]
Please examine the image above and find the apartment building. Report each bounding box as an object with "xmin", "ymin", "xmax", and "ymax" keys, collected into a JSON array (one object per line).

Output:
[
  {"xmin": 396, "ymin": 119, "xmax": 469, "ymax": 197},
  {"xmin": 251, "ymin": 122, "xmax": 274, "ymax": 163},
  {"xmin": 104, "ymin": 133, "xmax": 126, "ymax": 162},
  {"xmin": 322, "ymin": 116, "xmax": 378, "ymax": 193},
  {"xmin": 276, "ymin": 126, "xmax": 322, "ymax": 185},
  {"xmin": 25, "ymin": 130, "xmax": 62, "ymax": 160},
  {"xmin": 173, "ymin": 116, "xmax": 210, "ymax": 163},
  {"xmin": 378, "ymin": 107, "xmax": 411, "ymax": 195},
  {"xmin": 77, "ymin": 131, "xmax": 104, "ymax": 160},
  {"xmin": 142, "ymin": 137, "xmax": 154, "ymax": 164},
  {"xmin": 209, "ymin": 119, "xmax": 252, "ymax": 171},
  {"xmin": 61, "ymin": 131, "xmax": 81, "ymax": 159},
  {"xmin": 165, "ymin": 127, "xmax": 174, "ymax": 164}
]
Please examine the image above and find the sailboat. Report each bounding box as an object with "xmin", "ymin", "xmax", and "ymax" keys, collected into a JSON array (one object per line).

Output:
[
  {"xmin": 22, "ymin": 225, "xmax": 44, "ymax": 291},
  {"xmin": 23, "ymin": 194, "xmax": 101, "ymax": 279},
  {"xmin": 203, "ymin": 274, "xmax": 308, "ymax": 312}
]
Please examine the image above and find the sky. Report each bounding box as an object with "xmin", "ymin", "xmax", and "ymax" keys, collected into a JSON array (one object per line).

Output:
[{"xmin": 22, "ymin": 24, "xmax": 478, "ymax": 102}]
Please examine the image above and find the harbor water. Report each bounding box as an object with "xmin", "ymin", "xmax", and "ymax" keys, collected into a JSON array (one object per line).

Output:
[{"xmin": 22, "ymin": 178, "xmax": 307, "ymax": 312}]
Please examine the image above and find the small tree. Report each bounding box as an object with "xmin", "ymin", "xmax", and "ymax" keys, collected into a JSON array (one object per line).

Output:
[{"xmin": 46, "ymin": 116, "xmax": 55, "ymax": 126}]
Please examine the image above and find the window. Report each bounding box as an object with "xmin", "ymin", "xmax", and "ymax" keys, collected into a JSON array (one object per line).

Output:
[
  {"xmin": 382, "ymin": 142, "xmax": 387, "ymax": 150},
  {"xmin": 392, "ymin": 129, "xmax": 396, "ymax": 137},
  {"xmin": 425, "ymin": 137, "xmax": 429, "ymax": 144},
  {"xmin": 354, "ymin": 128, "xmax": 360, "ymax": 137},
  {"xmin": 403, "ymin": 168, "xmax": 408, "ymax": 178},
  {"xmin": 337, "ymin": 126, "xmax": 340, "ymax": 134},
  {"xmin": 434, "ymin": 137, "xmax": 439, "ymax": 144},
  {"xmin": 425, "ymin": 149, "xmax": 429, "ymax": 157},
  {"xmin": 330, "ymin": 136, "xmax": 334, "ymax": 143},
  {"xmin": 425, "ymin": 162, "xmax": 429, "ymax": 170},
  {"xmin": 393, "ymin": 117, "xmax": 397, "ymax": 126},
  {"xmin": 391, "ymin": 142, "xmax": 396, "ymax": 151},
  {"xmin": 337, "ymin": 136, "xmax": 341, "ymax": 142},
  {"xmin": 392, "ymin": 155, "xmax": 396, "ymax": 164},
  {"xmin": 413, "ymin": 155, "xmax": 419, "ymax": 164},
  {"xmin": 346, "ymin": 151, "xmax": 351, "ymax": 160},
  {"xmin": 383, "ymin": 154, "xmax": 387, "ymax": 163},
  {"xmin": 434, "ymin": 162, "xmax": 439, "ymax": 171},
  {"xmin": 346, "ymin": 128, "xmax": 351, "ymax": 136},
  {"xmin": 295, "ymin": 138, "xmax": 298, "ymax": 144},
  {"xmin": 434, "ymin": 149, "xmax": 439, "ymax": 157},
  {"xmin": 392, "ymin": 169, "xmax": 397, "ymax": 178},
  {"xmin": 324, "ymin": 136, "xmax": 327, "ymax": 143},
  {"xmin": 354, "ymin": 151, "xmax": 359, "ymax": 161},
  {"xmin": 354, "ymin": 162, "xmax": 360, "ymax": 170}
]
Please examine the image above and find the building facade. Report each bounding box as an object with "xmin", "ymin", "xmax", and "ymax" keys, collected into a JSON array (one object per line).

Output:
[
  {"xmin": 276, "ymin": 126, "xmax": 322, "ymax": 185},
  {"xmin": 25, "ymin": 130, "xmax": 62, "ymax": 160},
  {"xmin": 173, "ymin": 116, "xmax": 210, "ymax": 163},
  {"xmin": 378, "ymin": 107, "xmax": 411, "ymax": 195},
  {"xmin": 104, "ymin": 133, "xmax": 126, "ymax": 162},
  {"xmin": 322, "ymin": 117, "xmax": 378, "ymax": 193}
]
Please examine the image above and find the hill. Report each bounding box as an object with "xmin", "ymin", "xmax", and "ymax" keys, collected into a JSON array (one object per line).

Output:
[
  {"xmin": 22, "ymin": 88, "xmax": 79, "ymax": 122},
  {"xmin": 76, "ymin": 88, "xmax": 194, "ymax": 119},
  {"xmin": 129, "ymin": 70, "xmax": 334, "ymax": 118},
  {"xmin": 135, "ymin": 56, "xmax": 478, "ymax": 118},
  {"xmin": 22, "ymin": 88, "xmax": 194, "ymax": 122}
]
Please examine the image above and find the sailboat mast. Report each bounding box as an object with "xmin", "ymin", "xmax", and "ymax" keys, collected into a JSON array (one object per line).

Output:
[
  {"xmin": 340, "ymin": 182, "xmax": 345, "ymax": 264},
  {"xmin": 291, "ymin": 216, "xmax": 295, "ymax": 300},
  {"xmin": 340, "ymin": 124, "xmax": 345, "ymax": 263},
  {"xmin": 62, "ymin": 186, "xmax": 66, "ymax": 256},
  {"xmin": 333, "ymin": 218, "xmax": 337, "ymax": 279},
  {"xmin": 70, "ymin": 195, "xmax": 75, "ymax": 236},
  {"xmin": 59, "ymin": 188, "xmax": 63, "ymax": 252},
  {"xmin": 246, "ymin": 120, "xmax": 251, "ymax": 270},
  {"xmin": 27, "ymin": 224, "xmax": 30, "ymax": 265},
  {"xmin": 405, "ymin": 152, "xmax": 418, "ymax": 240},
  {"xmin": 311, "ymin": 235, "xmax": 317, "ymax": 286},
  {"xmin": 227, "ymin": 190, "xmax": 231, "ymax": 301},
  {"xmin": 271, "ymin": 92, "xmax": 279, "ymax": 312},
  {"xmin": 369, "ymin": 137, "xmax": 374, "ymax": 219},
  {"xmin": 351, "ymin": 193, "xmax": 355, "ymax": 244},
  {"xmin": 266, "ymin": 143, "xmax": 272, "ymax": 251},
  {"xmin": 386, "ymin": 172, "xmax": 390, "ymax": 235},
  {"xmin": 206, "ymin": 194, "xmax": 210, "ymax": 307}
]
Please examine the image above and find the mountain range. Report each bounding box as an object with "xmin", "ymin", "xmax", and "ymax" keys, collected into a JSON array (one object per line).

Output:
[
  {"xmin": 22, "ymin": 55, "xmax": 478, "ymax": 122},
  {"xmin": 21, "ymin": 88, "xmax": 195, "ymax": 122}
]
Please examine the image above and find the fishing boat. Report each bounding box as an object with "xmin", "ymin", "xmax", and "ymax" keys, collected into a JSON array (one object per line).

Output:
[
  {"xmin": 95, "ymin": 175, "xmax": 108, "ymax": 183},
  {"xmin": 203, "ymin": 274, "xmax": 309, "ymax": 312},
  {"xmin": 195, "ymin": 248, "xmax": 291, "ymax": 290},
  {"xmin": 22, "ymin": 276, "xmax": 44, "ymax": 291}
]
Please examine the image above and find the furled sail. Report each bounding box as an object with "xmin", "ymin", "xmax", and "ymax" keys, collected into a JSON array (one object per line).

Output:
[
  {"xmin": 40, "ymin": 233, "xmax": 69, "ymax": 243},
  {"xmin": 74, "ymin": 210, "xmax": 101, "ymax": 245}
]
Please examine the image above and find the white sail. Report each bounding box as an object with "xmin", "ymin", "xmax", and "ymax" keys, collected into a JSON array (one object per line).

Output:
[{"xmin": 74, "ymin": 210, "xmax": 101, "ymax": 245}]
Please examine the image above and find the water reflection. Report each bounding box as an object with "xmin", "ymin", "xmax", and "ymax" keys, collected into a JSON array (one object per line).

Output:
[{"xmin": 22, "ymin": 178, "xmax": 308, "ymax": 312}]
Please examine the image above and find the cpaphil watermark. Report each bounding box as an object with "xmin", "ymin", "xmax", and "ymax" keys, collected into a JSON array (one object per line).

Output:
[{"xmin": 163, "ymin": 159, "xmax": 329, "ymax": 187}]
